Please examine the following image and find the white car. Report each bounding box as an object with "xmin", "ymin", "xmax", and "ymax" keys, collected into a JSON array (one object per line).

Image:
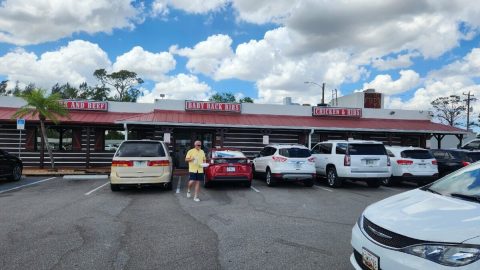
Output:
[
  {"xmin": 351, "ymin": 162, "xmax": 480, "ymax": 270},
  {"xmin": 462, "ymin": 139, "xmax": 480, "ymax": 151},
  {"xmin": 110, "ymin": 140, "xmax": 173, "ymax": 191},
  {"xmin": 310, "ymin": 140, "xmax": 391, "ymax": 188},
  {"xmin": 384, "ymin": 146, "xmax": 439, "ymax": 186},
  {"xmin": 253, "ymin": 144, "xmax": 316, "ymax": 187}
]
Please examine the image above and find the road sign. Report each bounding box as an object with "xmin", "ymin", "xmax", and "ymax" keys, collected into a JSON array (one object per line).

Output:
[{"xmin": 17, "ymin": 119, "xmax": 25, "ymax": 130}]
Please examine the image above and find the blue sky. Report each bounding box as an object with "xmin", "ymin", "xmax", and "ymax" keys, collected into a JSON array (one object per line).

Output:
[{"xmin": 0, "ymin": 0, "xmax": 479, "ymax": 126}]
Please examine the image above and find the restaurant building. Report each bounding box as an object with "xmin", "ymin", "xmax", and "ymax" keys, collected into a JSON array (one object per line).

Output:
[{"xmin": 0, "ymin": 90, "xmax": 466, "ymax": 169}]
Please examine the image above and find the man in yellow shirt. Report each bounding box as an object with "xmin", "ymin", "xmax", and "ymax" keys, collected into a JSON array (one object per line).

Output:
[{"xmin": 185, "ymin": 140, "xmax": 206, "ymax": 202}]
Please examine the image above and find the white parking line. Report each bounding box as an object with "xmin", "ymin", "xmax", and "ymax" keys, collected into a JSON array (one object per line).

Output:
[
  {"xmin": 250, "ymin": 186, "xmax": 260, "ymax": 192},
  {"xmin": 313, "ymin": 186, "xmax": 333, "ymax": 192},
  {"xmin": 0, "ymin": 177, "xmax": 57, "ymax": 194},
  {"xmin": 85, "ymin": 182, "xmax": 109, "ymax": 196},
  {"xmin": 176, "ymin": 176, "xmax": 182, "ymax": 194}
]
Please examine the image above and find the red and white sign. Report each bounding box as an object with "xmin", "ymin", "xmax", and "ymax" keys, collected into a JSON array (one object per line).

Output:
[
  {"xmin": 62, "ymin": 100, "xmax": 108, "ymax": 111},
  {"xmin": 185, "ymin": 101, "xmax": 241, "ymax": 113},
  {"xmin": 312, "ymin": 107, "xmax": 362, "ymax": 117}
]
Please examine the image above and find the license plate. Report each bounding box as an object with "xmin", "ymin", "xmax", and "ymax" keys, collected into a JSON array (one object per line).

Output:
[
  {"xmin": 362, "ymin": 248, "xmax": 379, "ymax": 270},
  {"xmin": 227, "ymin": 167, "xmax": 235, "ymax": 172},
  {"xmin": 134, "ymin": 161, "xmax": 146, "ymax": 167},
  {"xmin": 366, "ymin": 160, "xmax": 375, "ymax": 166}
]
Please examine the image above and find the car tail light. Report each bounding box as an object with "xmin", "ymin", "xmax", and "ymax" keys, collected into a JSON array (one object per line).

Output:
[
  {"xmin": 147, "ymin": 160, "xmax": 170, "ymax": 166},
  {"xmin": 307, "ymin": 157, "xmax": 315, "ymax": 162},
  {"xmin": 432, "ymin": 160, "xmax": 437, "ymax": 165},
  {"xmin": 387, "ymin": 156, "xmax": 391, "ymax": 167},
  {"xmin": 112, "ymin": 160, "xmax": 133, "ymax": 167},
  {"xmin": 344, "ymin": 154, "xmax": 351, "ymax": 166},
  {"xmin": 462, "ymin": 161, "xmax": 471, "ymax": 167},
  {"xmin": 396, "ymin": 160, "xmax": 413, "ymax": 165},
  {"xmin": 272, "ymin": 156, "xmax": 287, "ymax": 162}
]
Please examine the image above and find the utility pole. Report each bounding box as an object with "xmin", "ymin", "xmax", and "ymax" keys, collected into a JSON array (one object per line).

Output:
[
  {"xmin": 463, "ymin": 91, "xmax": 476, "ymax": 131},
  {"xmin": 304, "ymin": 81, "xmax": 326, "ymax": 106}
]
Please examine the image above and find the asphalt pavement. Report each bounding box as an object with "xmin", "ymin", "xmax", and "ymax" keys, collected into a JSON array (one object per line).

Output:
[{"xmin": 0, "ymin": 175, "xmax": 414, "ymax": 270}]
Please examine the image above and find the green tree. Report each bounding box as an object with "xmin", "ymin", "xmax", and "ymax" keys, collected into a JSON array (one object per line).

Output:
[
  {"xmin": 209, "ymin": 92, "xmax": 254, "ymax": 103},
  {"xmin": 431, "ymin": 95, "xmax": 466, "ymax": 127},
  {"xmin": 12, "ymin": 89, "xmax": 69, "ymax": 169},
  {"xmin": 51, "ymin": 83, "xmax": 79, "ymax": 99},
  {"xmin": 93, "ymin": 69, "xmax": 143, "ymax": 102},
  {"xmin": 0, "ymin": 80, "xmax": 10, "ymax": 96}
]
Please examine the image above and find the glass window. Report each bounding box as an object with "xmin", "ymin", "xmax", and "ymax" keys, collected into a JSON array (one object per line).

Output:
[
  {"xmin": 212, "ymin": 150, "xmax": 246, "ymax": 158},
  {"xmin": 279, "ymin": 148, "xmax": 311, "ymax": 158},
  {"xmin": 336, "ymin": 143, "xmax": 347, "ymax": 154},
  {"xmin": 467, "ymin": 152, "xmax": 480, "ymax": 162},
  {"xmin": 115, "ymin": 141, "xmax": 166, "ymax": 157},
  {"xmin": 400, "ymin": 150, "xmax": 433, "ymax": 159},
  {"xmin": 311, "ymin": 144, "xmax": 321, "ymax": 154},
  {"xmin": 320, "ymin": 143, "xmax": 332, "ymax": 154},
  {"xmin": 37, "ymin": 128, "xmax": 73, "ymax": 151},
  {"xmin": 463, "ymin": 140, "xmax": 480, "ymax": 150},
  {"xmin": 386, "ymin": 149, "xmax": 395, "ymax": 157},
  {"xmin": 348, "ymin": 144, "xmax": 387, "ymax": 155},
  {"xmin": 431, "ymin": 150, "xmax": 446, "ymax": 159},
  {"xmin": 105, "ymin": 129, "xmax": 124, "ymax": 152}
]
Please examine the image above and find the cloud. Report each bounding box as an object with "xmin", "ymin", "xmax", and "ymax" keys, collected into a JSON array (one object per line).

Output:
[
  {"xmin": 138, "ymin": 73, "xmax": 214, "ymax": 102},
  {"xmin": 113, "ymin": 46, "xmax": 176, "ymax": 81},
  {"xmin": 0, "ymin": 40, "xmax": 111, "ymax": 89},
  {"xmin": 372, "ymin": 52, "xmax": 420, "ymax": 70},
  {"xmin": 151, "ymin": 0, "xmax": 227, "ymax": 15},
  {"xmin": 173, "ymin": 34, "xmax": 234, "ymax": 76},
  {"xmin": 0, "ymin": 0, "xmax": 141, "ymax": 45},
  {"xmin": 361, "ymin": 70, "xmax": 420, "ymax": 95}
]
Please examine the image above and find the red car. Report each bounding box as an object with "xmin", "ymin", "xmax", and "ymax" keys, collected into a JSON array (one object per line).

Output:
[{"xmin": 204, "ymin": 148, "xmax": 253, "ymax": 188}]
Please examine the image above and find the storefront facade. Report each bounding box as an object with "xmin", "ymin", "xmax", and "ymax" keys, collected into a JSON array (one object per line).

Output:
[{"xmin": 0, "ymin": 95, "xmax": 466, "ymax": 168}]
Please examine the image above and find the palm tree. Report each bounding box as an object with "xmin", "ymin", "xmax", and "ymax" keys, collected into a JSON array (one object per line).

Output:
[{"xmin": 12, "ymin": 89, "xmax": 69, "ymax": 169}]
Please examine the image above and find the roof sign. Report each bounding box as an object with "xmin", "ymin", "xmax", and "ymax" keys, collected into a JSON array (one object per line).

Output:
[
  {"xmin": 312, "ymin": 107, "xmax": 362, "ymax": 117},
  {"xmin": 62, "ymin": 100, "xmax": 108, "ymax": 111},
  {"xmin": 185, "ymin": 100, "xmax": 241, "ymax": 113}
]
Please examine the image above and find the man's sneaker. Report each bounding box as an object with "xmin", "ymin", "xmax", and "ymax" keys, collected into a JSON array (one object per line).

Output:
[
  {"xmin": 194, "ymin": 197, "xmax": 200, "ymax": 202},
  {"xmin": 186, "ymin": 191, "xmax": 191, "ymax": 198}
]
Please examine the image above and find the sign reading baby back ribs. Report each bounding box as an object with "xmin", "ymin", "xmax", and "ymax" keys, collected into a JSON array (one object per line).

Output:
[
  {"xmin": 312, "ymin": 107, "xmax": 362, "ymax": 118},
  {"xmin": 185, "ymin": 100, "xmax": 242, "ymax": 113},
  {"xmin": 62, "ymin": 100, "xmax": 108, "ymax": 111}
]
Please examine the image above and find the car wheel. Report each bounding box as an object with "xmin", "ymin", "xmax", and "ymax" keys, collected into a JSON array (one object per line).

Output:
[
  {"xmin": 304, "ymin": 180, "xmax": 314, "ymax": 187},
  {"xmin": 367, "ymin": 179, "xmax": 381, "ymax": 188},
  {"xmin": 381, "ymin": 177, "xmax": 395, "ymax": 186},
  {"xmin": 266, "ymin": 169, "xmax": 276, "ymax": 187},
  {"xmin": 8, "ymin": 164, "xmax": 22, "ymax": 181},
  {"xmin": 110, "ymin": 184, "xmax": 120, "ymax": 192},
  {"xmin": 326, "ymin": 167, "xmax": 342, "ymax": 188}
]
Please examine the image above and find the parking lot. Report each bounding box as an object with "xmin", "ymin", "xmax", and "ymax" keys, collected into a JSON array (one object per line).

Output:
[{"xmin": 0, "ymin": 175, "xmax": 416, "ymax": 270}]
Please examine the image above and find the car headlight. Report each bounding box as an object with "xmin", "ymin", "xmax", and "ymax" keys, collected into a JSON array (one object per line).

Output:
[{"xmin": 403, "ymin": 244, "xmax": 480, "ymax": 267}]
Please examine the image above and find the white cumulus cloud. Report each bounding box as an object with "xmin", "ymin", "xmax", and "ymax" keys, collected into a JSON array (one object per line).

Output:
[{"xmin": 362, "ymin": 70, "xmax": 420, "ymax": 95}]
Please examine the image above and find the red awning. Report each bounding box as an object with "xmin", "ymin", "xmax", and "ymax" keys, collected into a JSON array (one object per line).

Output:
[
  {"xmin": 0, "ymin": 107, "xmax": 139, "ymax": 125},
  {"xmin": 115, "ymin": 109, "xmax": 466, "ymax": 134}
]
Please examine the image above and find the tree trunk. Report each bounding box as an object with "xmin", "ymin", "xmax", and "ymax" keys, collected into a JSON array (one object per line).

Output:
[{"xmin": 40, "ymin": 119, "xmax": 55, "ymax": 169}]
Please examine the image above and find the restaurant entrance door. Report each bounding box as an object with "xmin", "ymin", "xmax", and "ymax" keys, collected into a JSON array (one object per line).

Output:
[{"xmin": 174, "ymin": 131, "xmax": 214, "ymax": 169}]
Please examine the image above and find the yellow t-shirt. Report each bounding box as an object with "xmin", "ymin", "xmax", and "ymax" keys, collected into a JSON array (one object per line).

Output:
[{"xmin": 186, "ymin": 148, "xmax": 206, "ymax": 173}]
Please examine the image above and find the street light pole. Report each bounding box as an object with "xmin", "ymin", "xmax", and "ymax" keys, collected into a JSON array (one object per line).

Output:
[{"xmin": 305, "ymin": 81, "xmax": 326, "ymax": 105}]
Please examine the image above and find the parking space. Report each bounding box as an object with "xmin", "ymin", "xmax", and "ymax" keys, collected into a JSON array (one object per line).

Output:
[{"xmin": 0, "ymin": 174, "xmax": 413, "ymax": 270}]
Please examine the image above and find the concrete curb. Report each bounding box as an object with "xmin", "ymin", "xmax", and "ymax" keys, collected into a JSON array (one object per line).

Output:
[{"xmin": 63, "ymin": 175, "xmax": 109, "ymax": 180}]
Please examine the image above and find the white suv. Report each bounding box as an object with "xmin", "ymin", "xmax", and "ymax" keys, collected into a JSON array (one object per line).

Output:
[
  {"xmin": 311, "ymin": 140, "xmax": 391, "ymax": 188},
  {"xmin": 253, "ymin": 144, "xmax": 316, "ymax": 187},
  {"xmin": 385, "ymin": 146, "xmax": 438, "ymax": 186}
]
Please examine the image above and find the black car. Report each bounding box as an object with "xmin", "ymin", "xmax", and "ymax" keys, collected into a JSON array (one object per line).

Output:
[
  {"xmin": 0, "ymin": 149, "xmax": 23, "ymax": 181},
  {"xmin": 429, "ymin": 149, "xmax": 480, "ymax": 177}
]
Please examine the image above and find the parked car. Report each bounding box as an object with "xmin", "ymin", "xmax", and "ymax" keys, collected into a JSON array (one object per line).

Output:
[
  {"xmin": 429, "ymin": 149, "xmax": 480, "ymax": 177},
  {"xmin": 310, "ymin": 140, "xmax": 391, "ymax": 188},
  {"xmin": 253, "ymin": 144, "xmax": 316, "ymax": 187},
  {"xmin": 204, "ymin": 148, "xmax": 252, "ymax": 188},
  {"xmin": 384, "ymin": 146, "xmax": 438, "ymax": 186},
  {"xmin": 461, "ymin": 139, "xmax": 480, "ymax": 151},
  {"xmin": 110, "ymin": 140, "xmax": 173, "ymax": 191},
  {"xmin": 0, "ymin": 149, "xmax": 22, "ymax": 181},
  {"xmin": 105, "ymin": 143, "xmax": 119, "ymax": 151},
  {"xmin": 351, "ymin": 161, "xmax": 480, "ymax": 270}
]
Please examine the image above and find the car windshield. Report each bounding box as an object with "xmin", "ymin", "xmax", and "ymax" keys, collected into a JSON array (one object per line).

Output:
[
  {"xmin": 115, "ymin": 142, "xmax": 165, "ymax": 157},
  {"xmin": 279, "ymin": 148, "xmax": 311, "ymax": 158},
  {"xmin": 400, "ymin": 150, "xmax": 433, "ymax": 159},
  {"xmin": 348, "ymin": 144, "xmax": 386, "ymax": 155},
  {"xmin": 448, "ymin": 151, "xmax": 468, "ymax": 160},
  {"xmin": 428, "ymin": 163, "xmax": 480, "ymax": 197},
  {"xmin": 212, "ymin": 150, "xmax": 245, "ymax": 158}
]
